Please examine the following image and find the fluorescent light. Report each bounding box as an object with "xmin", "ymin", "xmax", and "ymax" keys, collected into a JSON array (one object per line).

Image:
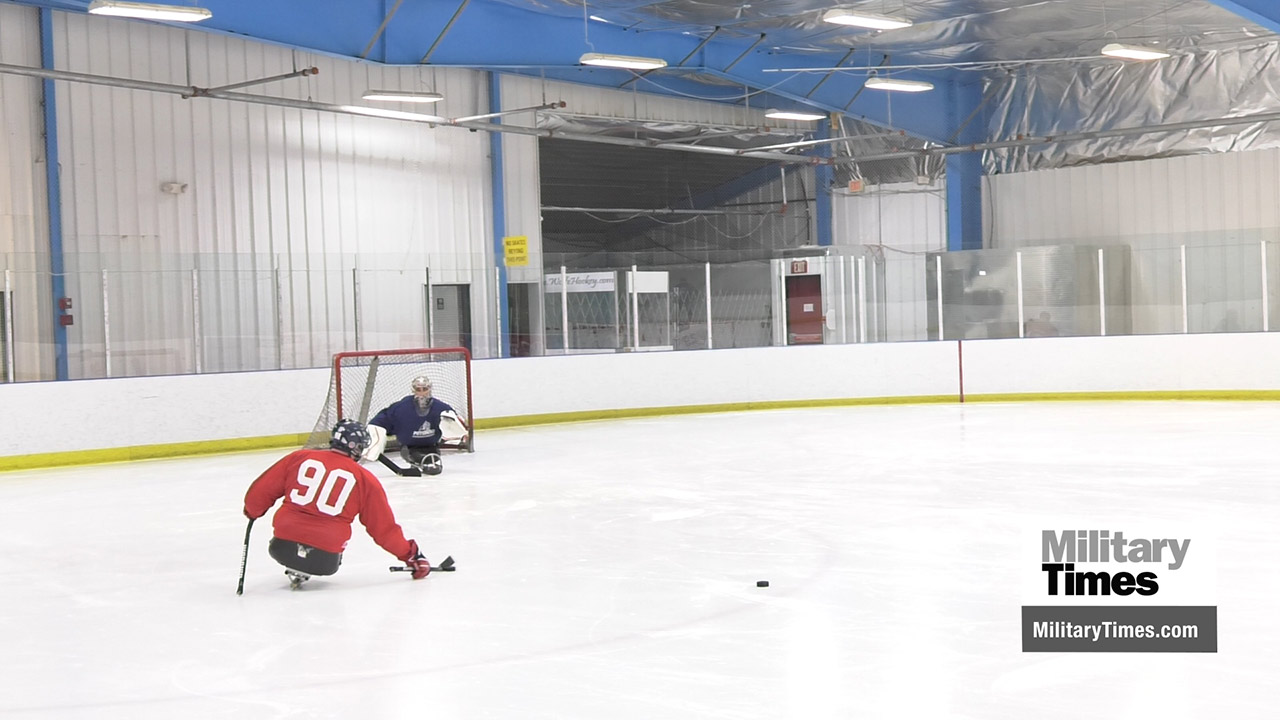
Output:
[
  {"xmin": 765, "ymin": 109, "xmax": 827, "ymax": 122},
  {"xmin": 362, "ymin": 90, "xmax": 444, "ymax": 103},
  {"xmin": 87, "ymin": 0, "xmax": 212, "ymax": 22},
  {"xmin": 579, "ymin": 52, "xmax": 668, "ymax": 70},
  {"xmin": 864, "ymin": 76, "xmax": 934, "ymax": 92},
  {"xmin": 821, "ymin": 8, "xmax": 912, "ymax": 30},
  {"xmin": 340, "ymin": 105, "xmax": 446, "ymax": 123},
  {"xmin": 1100, "ymin": 43, "xmax": 1171, "ymax": 61}
]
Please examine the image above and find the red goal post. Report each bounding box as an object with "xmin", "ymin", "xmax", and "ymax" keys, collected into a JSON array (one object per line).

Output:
[{"xmin": 306, "ymin": 347, "xmax": 474, "ymax": 453}]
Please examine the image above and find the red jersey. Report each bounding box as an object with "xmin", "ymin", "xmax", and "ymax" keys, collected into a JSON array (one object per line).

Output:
[{"xmin": 244, "ymin": 448, "xmax": 413, "ymax": 559}]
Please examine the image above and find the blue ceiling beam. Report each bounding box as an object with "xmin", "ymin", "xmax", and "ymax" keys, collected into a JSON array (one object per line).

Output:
[{"xmin": 1204, "ymin": 0, "xmax": 1280, "ymax": 33}]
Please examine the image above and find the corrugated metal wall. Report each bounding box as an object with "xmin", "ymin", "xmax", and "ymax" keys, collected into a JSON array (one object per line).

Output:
[
  {"xmin": 0, "ymin": 3, "xmax": 52, "ymax": 381},
  {"xmin": 986, "ymin": 149, "xmax": 1280, "ymax": 334},
  {"xmin": 987, "ymin": 149, "xmax": 1280, "ymax": 246},
  {"xmin": 497, "ymin": 79, "xmax": 543, "ymax": 286},
  {"xmin": 488, "ymin": 87, "xmax": 545, "ymax": 356},
  {"xmin": 22, "ymin": 12, "xmax": 498, "ymax": 379},
  {"xmin": 832, "ymin": 182, "xmax": 946, "ymax": 342}
]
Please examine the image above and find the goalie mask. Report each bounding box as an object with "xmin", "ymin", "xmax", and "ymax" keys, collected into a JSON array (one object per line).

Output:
[
  {"xmin": 411, "ymin": 375, "xmax": 433, "ymax": 415},
  {"xmin": 330, "ymin": 419, "xmax": 371, "ymax": 460}
]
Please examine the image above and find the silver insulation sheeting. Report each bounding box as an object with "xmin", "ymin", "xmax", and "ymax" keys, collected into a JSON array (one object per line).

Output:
[
  {"xmin": 494, "ymin": 0, "xmax": 1279, "ymax": 172},
  {"xmin": 490, "ymin": 0, "xmax": 1267, "ymax": 63},
  {"xmin": 984, "ymin": 41, "xmax": 1280, "ymax": 173}
]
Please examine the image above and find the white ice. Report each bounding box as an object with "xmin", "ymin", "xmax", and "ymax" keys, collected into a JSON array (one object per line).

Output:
[{"xmin": 1, "ymin": 401, "xmax": 1277, "ymax": 719}]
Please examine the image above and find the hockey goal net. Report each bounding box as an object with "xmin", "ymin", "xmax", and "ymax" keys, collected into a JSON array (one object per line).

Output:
[{"xmin": 306, "ymin": 347, "xmax": 474, "ymax": 452}]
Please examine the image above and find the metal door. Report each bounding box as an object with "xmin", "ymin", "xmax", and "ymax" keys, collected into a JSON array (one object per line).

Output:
[
  {"xmin": 507, "ymin": 282, "xmax": 536, "ymax": 357},
  {"xmin": 431, "ymin": 284, "xmax": 472, "ymax": 352},
  {"xmin": 785, "ymin": 274, "xmax": 824, "ymax": 344}
]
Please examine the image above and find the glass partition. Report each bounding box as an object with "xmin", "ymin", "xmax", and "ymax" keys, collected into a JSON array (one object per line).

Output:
[{"xmin": 4, "ymin": 239, "xmax": 1279, "ymax": 382}]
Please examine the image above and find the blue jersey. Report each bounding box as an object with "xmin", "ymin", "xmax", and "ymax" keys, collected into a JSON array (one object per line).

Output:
[{"xmin": 370, "ymin": 395, "xmax": 457, "ymax": 449}]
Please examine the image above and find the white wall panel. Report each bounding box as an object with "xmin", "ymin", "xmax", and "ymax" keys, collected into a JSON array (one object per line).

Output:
[
  {"xmin": 988, "ymin": 148, "xmax": 1280, "ymax": 248},
  {"xmin": 0, "ymin": 3, "xmax": 53, "ymax": 381},
  {"xmin": 987, "ymin": 148, "xmax": 1280, "ymax": 335},
  {"xmin": 832, "ymin": 182, "xmax": 945, "ymax": 341},
  {"xmin": 45, "ymin": 12, "xmax": 496, "ymax": 377},
  {"xmin": 497, "ymin": 96, "xmax": 544, "ymax": 286}
]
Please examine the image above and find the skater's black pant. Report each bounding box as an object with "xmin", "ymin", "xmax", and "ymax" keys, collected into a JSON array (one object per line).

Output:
[{"xmin": 269, "ymin": 538, "xmax": 342, "ymax": 576}]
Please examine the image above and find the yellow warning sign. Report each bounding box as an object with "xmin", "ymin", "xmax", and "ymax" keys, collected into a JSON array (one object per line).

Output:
[{"xmin": 503, "ymin": 235, "xmax": 529, "ymax": 267}]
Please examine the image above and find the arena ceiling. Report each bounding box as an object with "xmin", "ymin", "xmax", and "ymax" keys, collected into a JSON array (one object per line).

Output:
[
  {"xmin": 4, "ymin": 1, "xmax": 1279, "ymax": 220},
  {"xmin": 6, "ymin": 0, "xmax": 1277, "ymax": 145}
]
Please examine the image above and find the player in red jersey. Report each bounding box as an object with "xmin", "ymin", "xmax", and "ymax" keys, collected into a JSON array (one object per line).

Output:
[{"xmin": 244, "ymin": 419, "xmax": 431, "ymax": 589}]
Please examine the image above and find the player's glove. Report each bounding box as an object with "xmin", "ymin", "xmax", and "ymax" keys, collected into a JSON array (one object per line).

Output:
[{"xmin": 402, "ymin": 539, "xmax": 431, "ymax": 580}]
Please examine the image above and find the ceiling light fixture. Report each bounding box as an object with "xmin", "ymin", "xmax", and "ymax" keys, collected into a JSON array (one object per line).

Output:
[
  {"xmin": 765, "ymin": 109, "xmax": 827, "ymax": 122},
  {"xmin": 821, "ymin": 8, "xmax": 912, "ymax": 30},
  {"xmin": 87, "ymin": 0, "xmax": 212, "ymax": 22},
  {"xmin": 579, "ymin": 52, "xmax": 668, "ymax": 70},
  {"xmin": 864, "ymin": 76, "xmax": 934, "ymax": 92},
  {"xmin": 1100, "ymin": 43, "xmax": 1171, "ymax": 61},
  {"xmin": 362, "ymin": 90, "xmax": 444, "ymax": 103}
]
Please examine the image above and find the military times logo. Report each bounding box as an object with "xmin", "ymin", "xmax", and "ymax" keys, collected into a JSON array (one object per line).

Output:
[
  {"xmin": 1041, "ymin": 529, "xmax": 1189, "ymax": 596},
  {"xmin": 1022, "ymin": 528, "xmax": 1216, "ymax": 652}
]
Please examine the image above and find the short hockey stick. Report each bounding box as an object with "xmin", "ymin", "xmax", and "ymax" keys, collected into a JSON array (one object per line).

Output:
[
  {"xmin": 377, "ymin": 453, "xmax": 422, "ymax": 477},
  {"xmin": 389, "ymin": 555, "xmax": 456, "ymax": 573},
  {"xmin": 236, "ymin": 518, "xmax": 255, "ymax": 595}
]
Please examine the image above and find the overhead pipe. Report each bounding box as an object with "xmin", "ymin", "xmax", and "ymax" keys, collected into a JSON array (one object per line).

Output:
[
  {"xmin": 197, "ymin": 67, "xmax": 319, "ymax": 95},
  {"xmin": 0, "ymin": 61, "xmax": 820, "ymax": 164},
  {"xmin": 542, "ymin": 205, "xmax": 750, "ymax": 216},
  {"xmin": 744, "ymin": 131, "xmax": 905, "ymax": 154},
  {"xmin": 451, "ymin": 103, "xmax": 564, "ymax": 123}
]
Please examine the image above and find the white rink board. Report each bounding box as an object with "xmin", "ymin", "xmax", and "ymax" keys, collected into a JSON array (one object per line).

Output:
[
  {"xmin": 958, "ymin": 333, "xmax": 1280, "ymax": 394},
  {"xmin": 472, "ymin": 342, "xmax": 959, "ymax": 418},
  {"xmin": 5, "ymin": 333, "xmax": 1280, "ymax": 460}
]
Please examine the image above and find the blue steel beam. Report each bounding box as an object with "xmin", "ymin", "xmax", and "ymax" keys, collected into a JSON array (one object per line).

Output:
[
  {"xmin": 814, "ymin": 118, "xmax": 832, "ymax": 247},
  {"xmin": 488, "ymin": 72, "xmax": 511, "ymax": 359},
  {"xmin": 945, "ymin": 78, "xmax": 985, "ymax": 251},
  {"xmin": 40, "ymin": 9, "xmax": 69, "ymax": 380},
  {"xmin": 1205, "ymin": 0, "xmax": 1280, "ymax": 33}
]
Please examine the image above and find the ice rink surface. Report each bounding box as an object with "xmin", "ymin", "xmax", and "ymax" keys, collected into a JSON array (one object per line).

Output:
[{"xmin": 2, "ymin": 401, "xmax": 1278, "ymax": 719}]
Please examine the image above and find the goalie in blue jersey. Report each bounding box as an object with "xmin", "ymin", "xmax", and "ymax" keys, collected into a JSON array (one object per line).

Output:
[{"xmin": 368, "ymin": 375, "xmax": 469, "ymax": 476}]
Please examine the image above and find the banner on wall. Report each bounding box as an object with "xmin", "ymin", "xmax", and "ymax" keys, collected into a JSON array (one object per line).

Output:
[{"xmin": 544, "ymin": 272, "xmax": 617, "ymax": 293}]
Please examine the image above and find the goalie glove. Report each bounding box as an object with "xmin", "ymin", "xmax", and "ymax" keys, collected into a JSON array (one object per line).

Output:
[
  {"xmin": 362, "ymin": 423, "xmax": 388, "ymax": 463},
  {"xmin": 401, "ymin": 539, "xmax": 431, "ymax": 580},
  {"xmin": 439, "ymin": 409, "xmax": 469, "ymax": 446}
]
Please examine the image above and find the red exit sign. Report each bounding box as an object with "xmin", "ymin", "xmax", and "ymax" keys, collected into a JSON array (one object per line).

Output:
[{"xmin": 790, "ymin": 260, "xmax": 808, "ymax": 274}]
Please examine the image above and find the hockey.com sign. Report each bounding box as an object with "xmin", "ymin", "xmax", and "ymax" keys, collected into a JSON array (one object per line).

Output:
[
  {"xmin": 1019, "ymin": 525, "xmax": 1216, "ymax": 652},
  {"xmin": 544, "ymin": 272, "xmax": 616, "ymax": 293}
]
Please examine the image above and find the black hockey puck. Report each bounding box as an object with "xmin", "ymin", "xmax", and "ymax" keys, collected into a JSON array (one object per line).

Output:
[{"xmin": 756, "ymin": 580, "xmax": 769, "ymax": 588}]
